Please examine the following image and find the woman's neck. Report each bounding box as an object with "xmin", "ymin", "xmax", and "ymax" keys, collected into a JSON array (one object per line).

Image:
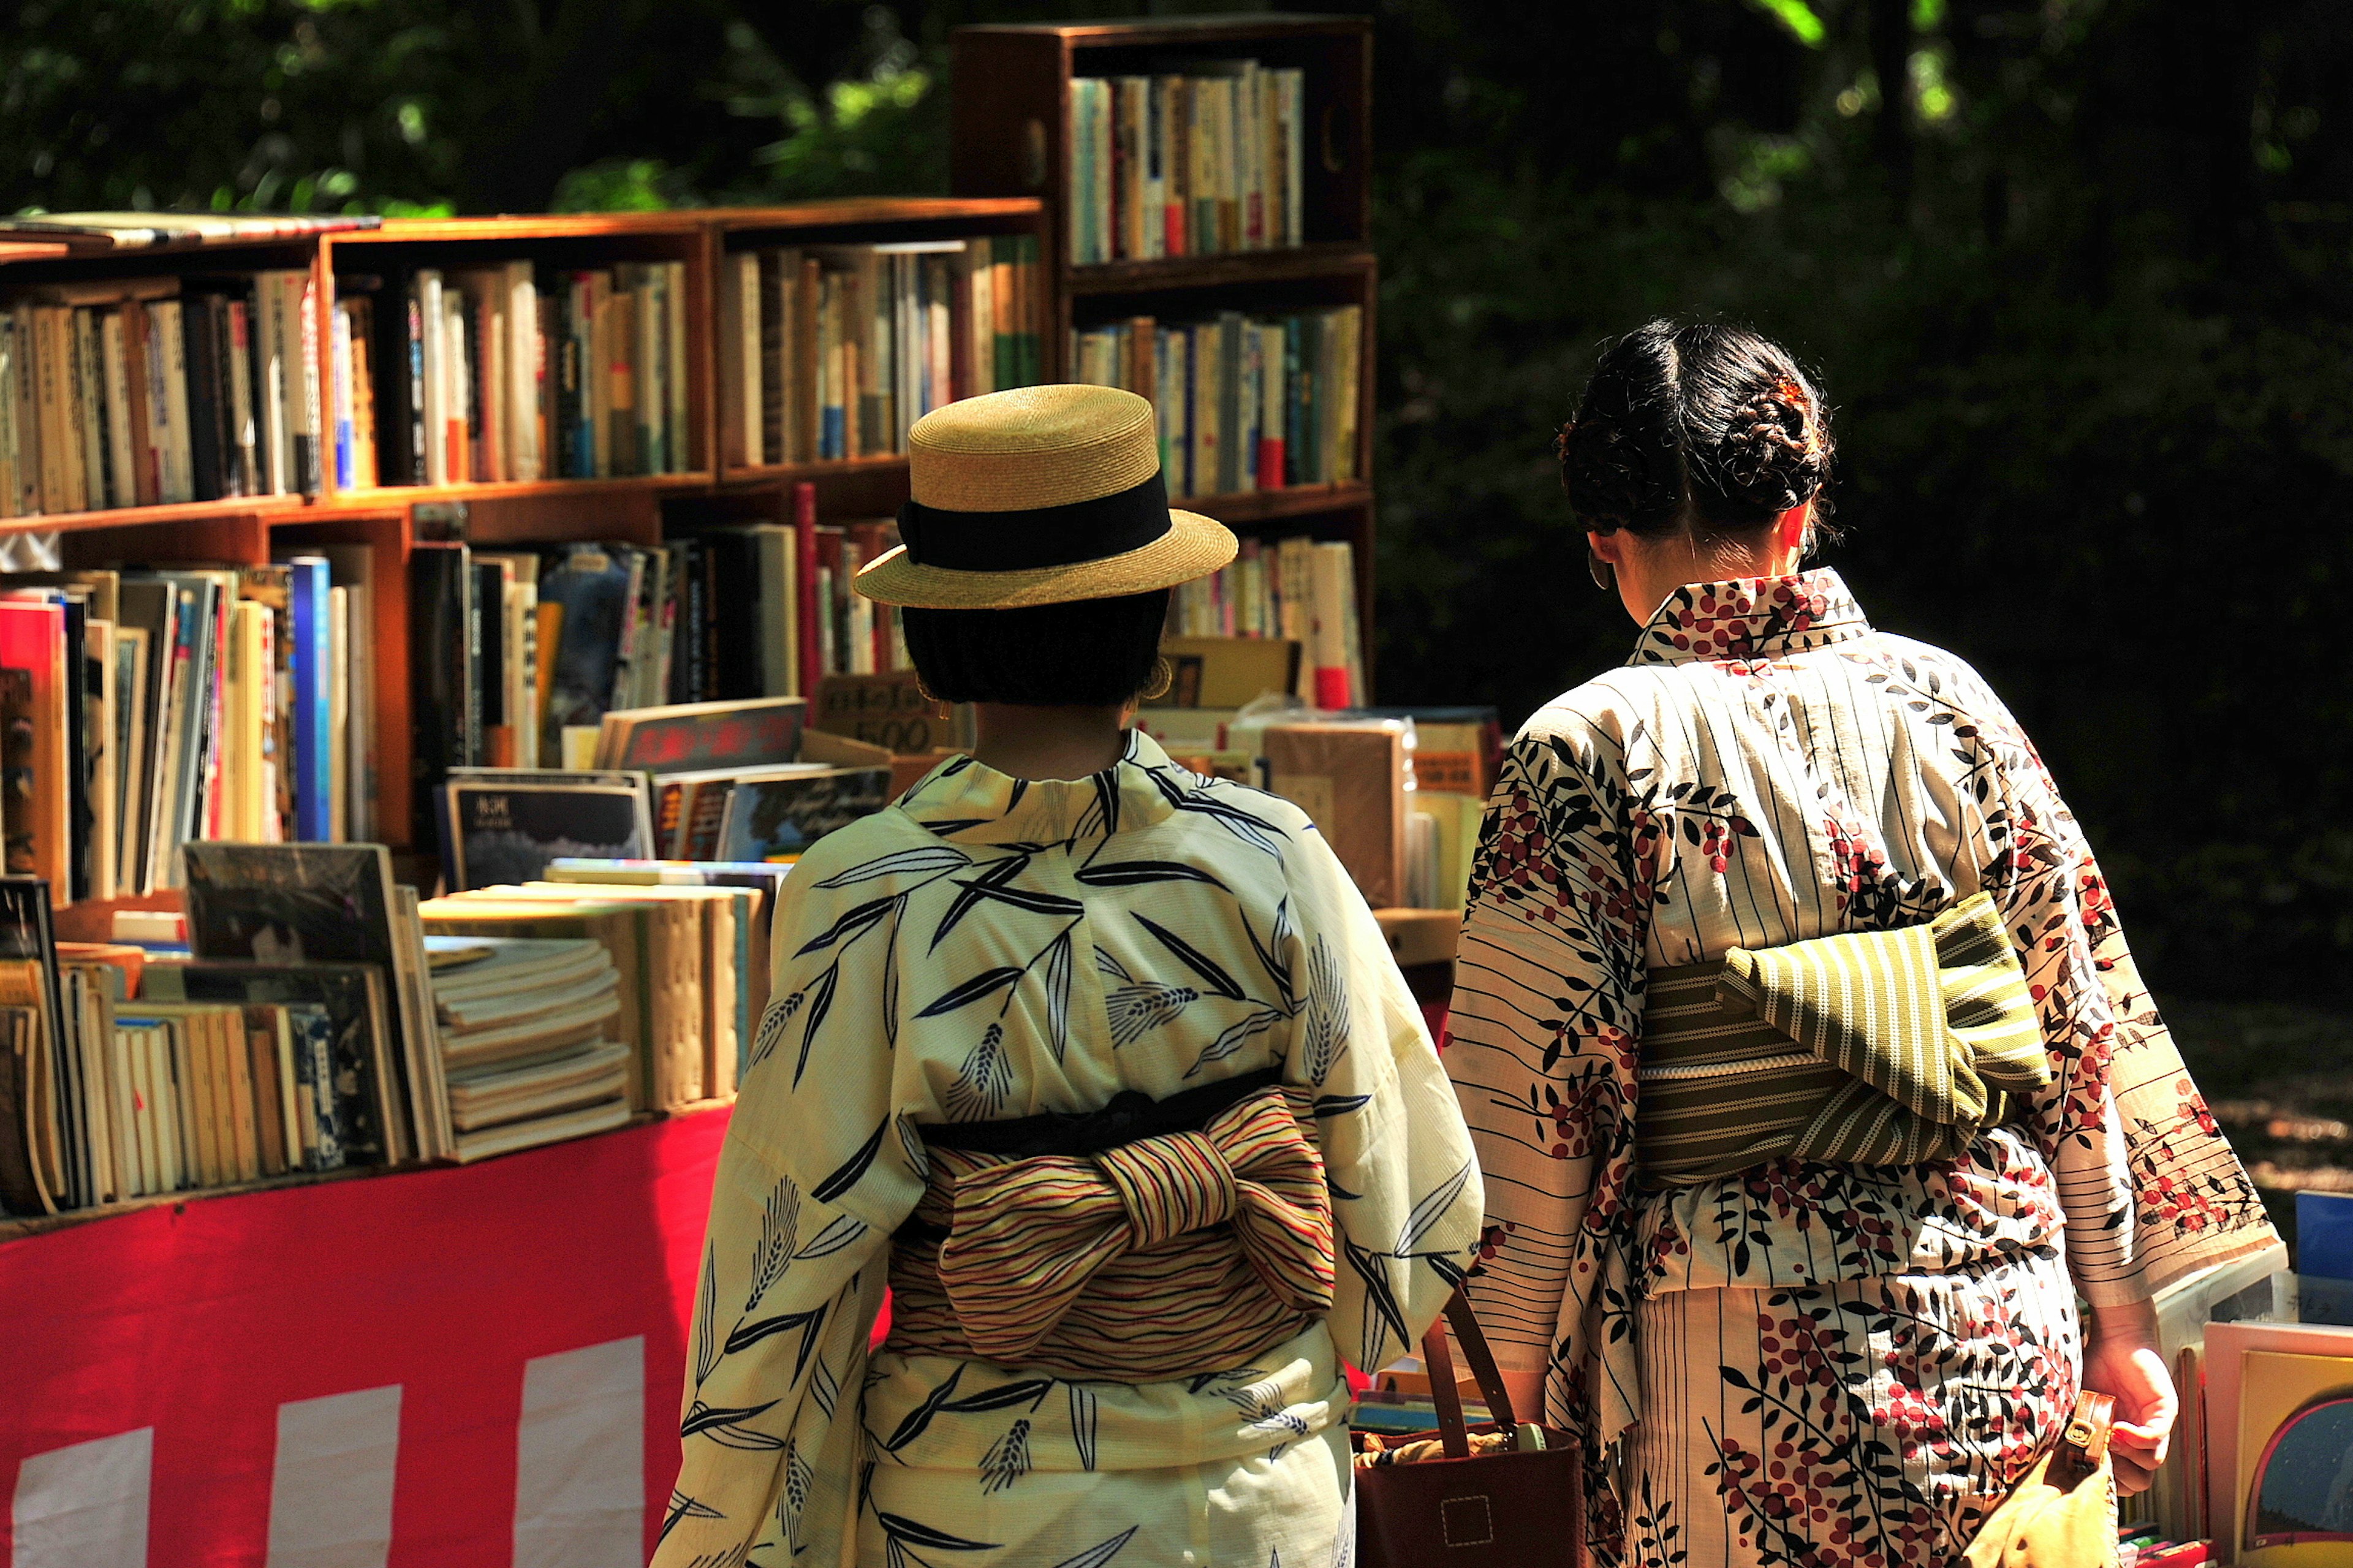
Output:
[{"xmin": 969, "ymin": 703, "xmax": 1130, "ymax": 781}]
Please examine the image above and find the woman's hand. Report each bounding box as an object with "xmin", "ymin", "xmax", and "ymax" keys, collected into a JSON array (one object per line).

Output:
[{"xmin": 2082, "ymin": 1300, "xmax": 2177, "ymax": 1494}]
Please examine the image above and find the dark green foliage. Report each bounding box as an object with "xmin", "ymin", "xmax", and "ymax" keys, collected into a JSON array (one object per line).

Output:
[{"xmin": 6, "ymin": 0, "xmax": 2351, "ymax": 994}]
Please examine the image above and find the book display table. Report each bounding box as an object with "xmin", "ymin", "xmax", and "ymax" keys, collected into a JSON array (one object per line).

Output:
[{"xmin": 2, "ymin": 1107, "xmax": 726, "ymax": 1566}]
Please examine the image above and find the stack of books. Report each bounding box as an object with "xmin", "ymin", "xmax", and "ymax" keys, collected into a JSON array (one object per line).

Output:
[
  {"xmin": 1067, "ymin": 305, "xmax": 1362, "ymax": 496},
  {"xmin": 420, "ymin": 874, "xmax": 759, "ymax": 1113},
  {"xmin": 1166, "ymin": 537, "xmax": 1364, "ymax": 709},
  {"xmin": 0, "ymin": 269, "xmax": 327, "ymax": 515},
  {"xmin": 718, "ymin": 235, "xmax": 1043, "ymax": 467},
  {"xmin": 1066, "ymin": 63, "xmax": 1309, "ymax": 263},
  {"xmin": 343, "ymin": 260, "xmax": 693, "ymax": 488},
  {"xmin": 0, "ymin": 561, "xmax": 375, "ymax": 906},
  {"xmin": 425, "ymin": 935, "xmax": 633, "ymax": 1164}
]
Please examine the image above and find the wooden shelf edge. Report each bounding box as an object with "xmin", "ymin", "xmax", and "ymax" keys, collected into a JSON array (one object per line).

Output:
[
  {"xmin": 1067, "ymin": 243, "xmax": 1375, "ymax": 297},
  {"xmin": 334, "ymin": 474, "xmax": 713, "ymax": 507},
  {"xmin": 0, "ymin": 1100, "xmax": 735, "ymax": 1245},
  {"xmin": 712, "ymin": 455, "xmax": 909, "ymax": 488},
  {"xmin": 709, "ymin": 197, "xmax": 1043, "ymax": 234},
  {"xmin": 0, "ymin": 494, "xmax": 309, "ymax": 537},
  {"xmin": 1181, "ymin": 482, "xmax": 1370, "ymax": 525}
]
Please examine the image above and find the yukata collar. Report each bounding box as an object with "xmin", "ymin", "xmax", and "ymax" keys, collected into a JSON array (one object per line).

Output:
[
  {"xmin": 1626, "ymin": 568, "xmax": 1872, "ymax": 667},
  {"xmin": 895, "ymin": 728, "xmax": 1190, "ymax": 844}
]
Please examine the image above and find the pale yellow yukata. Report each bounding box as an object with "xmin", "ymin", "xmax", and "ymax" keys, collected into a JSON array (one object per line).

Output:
[{"xmin": 657, "ymin": 730, "xmax": 1483, "ymax": 1568}]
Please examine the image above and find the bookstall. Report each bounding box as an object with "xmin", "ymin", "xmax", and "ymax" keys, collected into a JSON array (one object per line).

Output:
[{"xmin": 2, "ymin": 15, "xmax": 1477, "ymax": 1561}]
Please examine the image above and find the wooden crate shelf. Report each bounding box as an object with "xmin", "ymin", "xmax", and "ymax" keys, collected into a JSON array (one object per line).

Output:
[{"xmin": 952, "ymin": 14, "xmax": 1379, "ymax": 697}]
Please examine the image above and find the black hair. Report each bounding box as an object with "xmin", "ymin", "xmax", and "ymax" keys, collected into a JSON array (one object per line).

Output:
[
  {"xmin": 1556, "ymin": 319, "xmax": 1836, "ymax": 540},
  {"xmin": 901, "ymin": 588, "xmax": 1172, "ymax": 706}
]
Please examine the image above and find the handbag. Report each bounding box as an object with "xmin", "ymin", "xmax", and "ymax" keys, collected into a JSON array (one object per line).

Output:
[
  {"xmin": 1960, "ymin": 1390, "xmax": 2120, "ymax": 1568},
  {"xmin": 1351, "ymin": 1290, "xmax": 1586, "ymax": 1567}
]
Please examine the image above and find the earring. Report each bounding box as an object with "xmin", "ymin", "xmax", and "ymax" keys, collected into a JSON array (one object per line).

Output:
[
  {"xmin": 913, "ymin": 675, "xmax": 952, "ymax": 719},
  {"xmin": 1587, "ymin": 544, "xmax": 1616, "ymax": 594},
  {"xmin": 1140, "ymin": 656, "xmax": 1175, "ymax": 702}
]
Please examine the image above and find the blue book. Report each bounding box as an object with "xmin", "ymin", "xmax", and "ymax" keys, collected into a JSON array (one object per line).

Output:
[{"xmin": 282, "ymin": 556, "xmax": 334, "ymax": 840}]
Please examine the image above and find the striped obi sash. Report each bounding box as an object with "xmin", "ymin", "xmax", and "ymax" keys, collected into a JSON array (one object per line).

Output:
[
  {"xmin": 1635, "ymin": 892, "xmax": 2052, "ymax": 1186},
  {"xmin": 887, "ymin": 1067, "xmax": 1336, "ymax": 1381}
]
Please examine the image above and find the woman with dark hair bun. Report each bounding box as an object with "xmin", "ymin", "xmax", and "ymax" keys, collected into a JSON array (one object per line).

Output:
[
  {"xmin": 657, "ymin": 385, "xmax": 1482, "ymax": 1568},
  {"xmin": 1447, "ymin": 320, "xmax": 2276, "ymax": 1565}
]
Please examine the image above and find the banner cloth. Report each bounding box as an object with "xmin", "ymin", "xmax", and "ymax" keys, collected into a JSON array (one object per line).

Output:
[{"xmin": 1, "ymin": 1107, "xmax": 730, "ymax": 1567}]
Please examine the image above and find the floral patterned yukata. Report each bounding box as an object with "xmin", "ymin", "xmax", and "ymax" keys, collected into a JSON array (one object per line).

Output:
[
  {"xmin": 1446, "ymin": 570, "xmax": 2278, "ymax": 1568},
  {"xmin": 656, "ymin": 730, "xmax": 1483, "ymax": 1568}
]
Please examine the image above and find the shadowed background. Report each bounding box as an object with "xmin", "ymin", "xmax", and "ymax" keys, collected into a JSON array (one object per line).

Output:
[{"xmin": 8, "ymin": 0, "xmax": 2351, "ymax": 1020}]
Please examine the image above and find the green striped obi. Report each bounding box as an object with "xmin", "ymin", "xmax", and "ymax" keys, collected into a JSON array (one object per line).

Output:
[{"xmin": 1635, "ymin": 893, "xmax": 2052, "ymax": 1186}]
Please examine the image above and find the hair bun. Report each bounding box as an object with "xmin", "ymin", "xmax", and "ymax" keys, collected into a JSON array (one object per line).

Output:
[{"xmin": 1716, "ymin": 381, "xmax": 1830, "ymax": 519}]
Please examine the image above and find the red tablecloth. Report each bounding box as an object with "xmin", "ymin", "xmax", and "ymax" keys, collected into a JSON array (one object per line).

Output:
[{"xmin": 2, "ymin": 1108, "xmax": 727, "ymax": 1567}]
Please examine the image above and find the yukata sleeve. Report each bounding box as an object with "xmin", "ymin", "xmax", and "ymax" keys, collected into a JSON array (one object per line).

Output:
[
  {"xmin": 1282, "ymin": 818, "xmax": 1485, "ymax": 1374},
  {"xmin": 1443, "ymin": 725, "xmax": 1651, "ymax": 1409},
  {"xmin": 1979, "ymin": 713, "xmax": 2279, "ymax": 1307},
  {"xmin": 654, "ymin": 865, "xmax": 927, "ymax": 1568}
]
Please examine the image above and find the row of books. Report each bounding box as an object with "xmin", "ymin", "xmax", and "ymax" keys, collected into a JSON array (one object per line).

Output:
[
  {"xmin": 347, "ymin": 260, "xmax": 693, "ymax": 489},
  {"xmin": 0, "ymin": 271, "xmax": 325, "ymax": 516},
  {"xmin": 407, "ymin": 515, "xmax": 909, "ymax": 805},
  {"xmin": 1, "ymin": 834, "xmax": 830, "ymax": 1215},
  {"xmin": 435, "ymin": 696, "xmax": 890, "ymax": 888},
  {"xmin": 1166, "ymin": 537, "xmax": 1365, "ymax": 710},
  {"xmin": 1066, "ymin": 62, "xmax": 1309, "ymax": 264},
  {"xmin": 1068, "ymin": 305, "xmax": 1362, "ymax": 498},
  {"xmin": 0, "ymin": 561, "xmax": 374, "ymax": 904},
  {"xmin": 718, "ymin": 235, "xmax": 1044, "ymax": 468}
]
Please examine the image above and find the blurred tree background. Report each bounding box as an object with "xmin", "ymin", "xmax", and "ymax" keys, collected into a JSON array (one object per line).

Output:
[{"xmin": 6, "ymin": 0, "xmax": 2352, "ymax": 1000}]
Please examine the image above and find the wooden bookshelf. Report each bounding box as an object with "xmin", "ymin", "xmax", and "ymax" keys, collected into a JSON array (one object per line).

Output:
[
  {"xmin": 0, "ymin": 198, "xmax": 1045, "ymax": 949},
  {"xmin": 950, "ymin": 15, "xmax": 1381, "ymax": 695}
]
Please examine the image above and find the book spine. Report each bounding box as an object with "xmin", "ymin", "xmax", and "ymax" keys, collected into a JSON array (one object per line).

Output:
[
  {"xmin": 793, "ymin": 482, "xmax": 820, "ymax": 699},
  {"xmin": 226, "ymin": 296, "xmax": 259, "ymax": 497},
  {"xmin": 416, "ymin": 270, "xmax": 445, "ymax": 487},
  {"xmin": 330, "ymin": 300, "xmax": 355, "ymax": 491},
  {"xmin": 295, "ymin": 274, "xmax": 322, "ymax": 495},
  {"xmin": 100, "ymin": 310, "xmax": 138, "ymax": 510},
  {"xmin": 509, "ymin": 262, "xmax": 542, "ymax": 482},
  {"xmin": 156, "ymin": 303, "xmax": 195, "ymax": 504},
  {"xmin": 73, "ymin": 308, "xmax": 109, "ymax": 509}
]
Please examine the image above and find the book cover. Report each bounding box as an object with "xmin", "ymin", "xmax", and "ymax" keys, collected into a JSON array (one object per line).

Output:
[
  {"xmin": 407, "ymin": 542, "xmax": 476, "ymax": 851},
  {"xmin": 438, "ymin": 775, "xmax": 655, "ymax": 892},
  {"xmin": 180, "ymin": 842, "xmax": 422, "ymax": 1163},
  {"xmin": 714, "ymin": 764, "xmax": 890, "ymax": 864},
  {"xmin": 1264, "ymin": 721, "xmax": 1407, "ymax": 907},
  {"xmin": 0, "ymin": 876, "xmax": 64, "ymax": 1214},
  {"xmin": 594, "ymin": 695, "xmax": 807, "ymax": 776},
  {"xmin": 165, "ymin": 964, "xmax": 393, "ymax": 1170},
  {"xmin": 537, "ymin": 543, "xmax": 632, "ymax": 762}
]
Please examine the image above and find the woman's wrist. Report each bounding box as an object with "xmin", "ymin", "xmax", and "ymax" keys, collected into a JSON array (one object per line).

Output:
[{"xmin": 2088, "ymin": 1297, "xmax": 2160, "ymax": 1345}]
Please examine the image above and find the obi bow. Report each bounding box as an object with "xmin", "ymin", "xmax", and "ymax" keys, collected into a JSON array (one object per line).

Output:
[
  {"xmin": 1637, "ymin": 892, "xmax": 2053, "ymax": 1184},
  {"xmin": 933, "ymin": 1086, "xmax": 1336, "ymax": 1368}
]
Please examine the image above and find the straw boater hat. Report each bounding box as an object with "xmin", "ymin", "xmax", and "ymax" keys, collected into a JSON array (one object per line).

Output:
[{"xmin": 853, "ymin": 384, "xmax": 1237, "ymax": 609}]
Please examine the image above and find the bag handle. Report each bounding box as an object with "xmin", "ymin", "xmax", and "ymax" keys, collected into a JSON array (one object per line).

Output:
[
  {"xmin": 2062, "ymin": 1390, "xmax": 2115, "ymax": 1468},
  {"xmin": 1415, "ymin": 1288, "xmax": 1526, "ymax": 1459}
]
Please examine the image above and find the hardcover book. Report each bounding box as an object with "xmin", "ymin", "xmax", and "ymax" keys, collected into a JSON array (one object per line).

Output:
[
  {"xmin": 593, "ymin": 695, "xmax": 808, "ymax": 775},
  {"xmin": 437, "ymin": 771, "xmax": 656, "ymax": 892},
  {"xmin": 714, "ymin": 763, "xmax": 891, "ymax": 865},
  {"xmin": 180, "ymin": 842, "xmax": 428, "ymax": 1163}
]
